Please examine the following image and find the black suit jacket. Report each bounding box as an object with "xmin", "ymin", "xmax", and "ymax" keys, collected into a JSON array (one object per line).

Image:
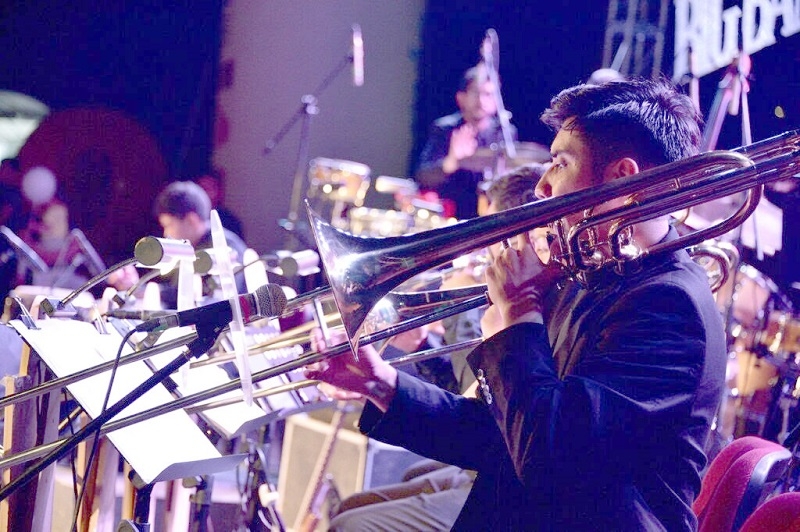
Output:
[{"xmin": 360, "ymin": 242, "xmax": 726, "ymax": 531}]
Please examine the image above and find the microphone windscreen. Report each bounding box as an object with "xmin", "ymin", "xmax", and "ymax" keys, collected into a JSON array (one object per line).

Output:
[
  {"xmin": 256, "ymin": 283, "xmax": 288, "ymax": 317},
  {"xmin": 194, "ymin": 249, "xmax": 214, "ymax": 274},
  {"xmin": 134, "ymin": 236, "xmax": 195, "ymax": 267}
]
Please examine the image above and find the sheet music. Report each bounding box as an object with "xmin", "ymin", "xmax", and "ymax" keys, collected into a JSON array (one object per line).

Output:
[{"xmin": 9, "ymin": 319, "xmax": 244, "ymax": 484}]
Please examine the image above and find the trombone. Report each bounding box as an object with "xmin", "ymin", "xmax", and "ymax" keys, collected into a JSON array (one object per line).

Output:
[
  {"xmin": 187, "ymin": 283, "xmax": 487, "ymax": 368},
  {"xmin": 2, "ymin": 131, "xmax": 799, "ymax": 468},
  {"xmin": 0, "ymin": 283, "xmax": 486, "ymax": 409},
  {"xmin": 0, "ymin": 294, "xmax": 487, "ymax": 471},
  {"xmin": 310, "ymin": 130, "xmax": 800, "ymax": 343}
]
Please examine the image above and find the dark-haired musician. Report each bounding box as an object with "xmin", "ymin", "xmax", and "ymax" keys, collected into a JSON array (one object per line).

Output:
[
  {"xmin": 325, "ymin": 164, "xmax": 549, "ymax": 532},
  {"xmin": 415, "ymin": 64, "xmax": 516, "ymax": 220},
  {"xmin": 308, "ymin": 78, "xmax": 726, "ymax": 530}
]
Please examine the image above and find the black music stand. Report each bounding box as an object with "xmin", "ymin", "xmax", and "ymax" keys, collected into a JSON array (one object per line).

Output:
[{"xmin": 0, "ymin": 318, "xmax": 244, "ymax": 510}]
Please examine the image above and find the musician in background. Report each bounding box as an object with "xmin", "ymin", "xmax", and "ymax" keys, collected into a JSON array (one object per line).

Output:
[
  {"xmin": 195, "ymin": 169, "xmax": 245, "ymax": 240},
  {"xmin": 415, "ymin": 64, "xmax": 516, "ymax": 220},
  {"xmin": 153, "ymin": 181, "xmax": 249, "ymax": 308},
  {"xmin": 324, "ymin": 163, "xmax": 548, "ymax": 531},
  {"xmin": 383, "ymin": 163, "xmax": 551, "ymax": 395},
  {"xmin": 14, "ymin": 198, "xmax": 94, "ymax": 289},
  {"xmin": 308, "ymin": 78, "xmax": 726, "ymax": 530}
]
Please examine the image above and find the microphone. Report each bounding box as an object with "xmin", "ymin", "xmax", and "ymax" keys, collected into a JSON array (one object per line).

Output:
[
  {"xmin": 352, "ymin": 23, "xmax": 364, "ymax": 87},
  {"xmin": 134, "ymin": 236, "xmax": 195, "ymax": 268},
  {"xmin": 133, "ymin": 283, "xmax": 288, "ymax": 332},
  {"xmin": 71, "ymin": 228, "xmax": 107, "ymax": 276},
  {"xmin": 106, "ymin": 309, "xmax": 174, "ymax": 320},
  {"xmin": 0, "ymin": 225, "xmax": 49, "ymax": 273}
]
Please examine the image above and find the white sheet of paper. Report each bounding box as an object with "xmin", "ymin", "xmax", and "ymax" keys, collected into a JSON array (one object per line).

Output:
[{"xmin": 9, "ymin": 319, "xmax": 244, "ymax": 484}]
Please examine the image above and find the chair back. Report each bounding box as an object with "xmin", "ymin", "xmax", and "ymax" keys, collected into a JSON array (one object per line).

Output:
[
  {"xmin": 740, "ymin": 492, "xmax": 800, "ymax": 532},
  {"xmin": 696, "ymin": 437, "xmax": 791, "ymax": 532}
]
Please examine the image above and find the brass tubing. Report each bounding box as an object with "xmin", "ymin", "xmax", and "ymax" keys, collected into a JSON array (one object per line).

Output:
[
  {"xmin": 0, "ymin": 294, "xmax": 488, "ymax": 471},
  {"xmin": 184, "ymin": 337, "xmax": 484, "ymax": 414},
  {"xmin": 308, "ymin": 132, "xmax": 800, "ymax": 341},
  {"xmin": 0, "ymin": 332, "xmax": 198, "ymax": 410}
]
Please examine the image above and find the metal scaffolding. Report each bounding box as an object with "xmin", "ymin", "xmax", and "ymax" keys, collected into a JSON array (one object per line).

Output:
[{"xmin": 602, "ymin": 0, "xmax": 669, "ymax": 78}]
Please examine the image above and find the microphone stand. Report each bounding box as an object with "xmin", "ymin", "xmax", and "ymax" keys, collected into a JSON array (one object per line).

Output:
[
  {"xmin": 699, "ymin": 52, "xmax": 759, "ymax": 344},
  {"xmin": 264, "ymin": 53, "xmax": 355, "ymax": 251},
  {"xmin": 0, "ymin": 322, "xmax": 221, "ymax": 502},
  {"xmin": 117, "ymin": 471, "xmax": 155, "ymax": 532},
  {"xmin": 0, "ymin": 225, "xmax": 49, "ymax": 274},
  {"xmin": 39, "ymin": 257, "xmax": 138, "ymax": 316},
  {"xmin": 480, "ymin": 29, "xmax": 516, "ymax": 171}
]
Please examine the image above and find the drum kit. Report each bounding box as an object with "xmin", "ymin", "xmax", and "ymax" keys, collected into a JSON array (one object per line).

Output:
[
  {"xmin": 675, "ymin": 174, "xmax": 800, "ymax": 445},
  {"xmin": 306, "ymin": 156, "xmax": 458, "ymax": 237},
  {"xmin": 713, "ymin": 251, "xmax": 800, "ymax": 444},
  {"xmin": 307, "ymin": 139, "xmax": 551, "ymax": 238}
]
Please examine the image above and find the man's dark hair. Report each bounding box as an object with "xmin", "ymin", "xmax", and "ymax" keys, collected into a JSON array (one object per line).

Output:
[
  {"xmin": 540, "ymin": 77, "xmax": 703, "ymax": 175},
  {"xmin": 457, "ymin": 64, "xmax": 489, "ymax": 93},
  {"xmin": 153, "ymin": 181, "xmax": 211, "ymax": 221},
  {"xmin": 486, "ymin": 163, "xmax": 547, "ymax": 212}
]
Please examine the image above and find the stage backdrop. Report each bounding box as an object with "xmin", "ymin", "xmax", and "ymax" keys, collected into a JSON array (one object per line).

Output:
[{"xmin": 213, "ymin": 1, "xmax": 425, "ymax": 254}]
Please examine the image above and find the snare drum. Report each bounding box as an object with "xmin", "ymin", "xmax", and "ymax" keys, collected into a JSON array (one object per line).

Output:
[
  {"xmin": 715, "ymin": 264, "xmax": 784, "ymax": 343},
  {"xmin": 756, "ymin": 310, "xmax": 800, "ymax": 361},
  {"xmin": 348, "ymin": 207, "xmax": 412, "ymax": 237}
]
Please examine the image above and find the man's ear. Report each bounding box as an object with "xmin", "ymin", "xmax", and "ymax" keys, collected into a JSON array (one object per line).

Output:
[
  {"xmin": 186, "ymin": 211, "xmax": 204, "ymax": 228},
  {"xmin": 604, "ymin": 157, "xmax": 639, "ymax": 180},
  {"xmin": 455, "ymin": 90, "xmax": 466, "ymax": 110}
]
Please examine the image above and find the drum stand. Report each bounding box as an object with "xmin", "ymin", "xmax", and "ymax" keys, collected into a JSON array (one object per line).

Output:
[{"xmin": 776, "ymin": 369, "xmax": 800, "ymax": 444}]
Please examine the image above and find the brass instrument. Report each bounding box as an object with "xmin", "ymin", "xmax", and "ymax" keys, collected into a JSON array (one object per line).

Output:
[
  {"xmin": 3, "ymin": 133, "xmax": 798, "ymax": 470},
  {"xmin": 0, "ymin": 298, "xmax": 486, "ymax": 471},
  {"xmin": 687, "ymin": 240, "xmax": 740, "ymax": 293},
  {"xmin": 0, "ymin": 282, "xmax": 487, "ymax": 415},
  {"xmin": 189, "ymin": 283, "xmax": 488, "ymax": 369},
  {"xmin": 309, "ymin": 131, "xmax": 800, "ymax": 343}
]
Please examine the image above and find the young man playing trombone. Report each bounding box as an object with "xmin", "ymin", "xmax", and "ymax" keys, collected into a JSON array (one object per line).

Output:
[{"xmin": 307, "ymin": 78, "xmax": 727, "ymax": 530}]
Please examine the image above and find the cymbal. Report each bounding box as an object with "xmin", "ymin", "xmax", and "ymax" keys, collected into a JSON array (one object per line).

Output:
[{"xmin": 459, "ymin": 141, "xmax": 551, "ymax": 172}]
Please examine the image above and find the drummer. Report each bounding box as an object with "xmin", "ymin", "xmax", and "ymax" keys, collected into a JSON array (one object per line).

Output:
[{"xmin": 414, "ymin": 63, "xmax": 516, "ymax": 220}]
